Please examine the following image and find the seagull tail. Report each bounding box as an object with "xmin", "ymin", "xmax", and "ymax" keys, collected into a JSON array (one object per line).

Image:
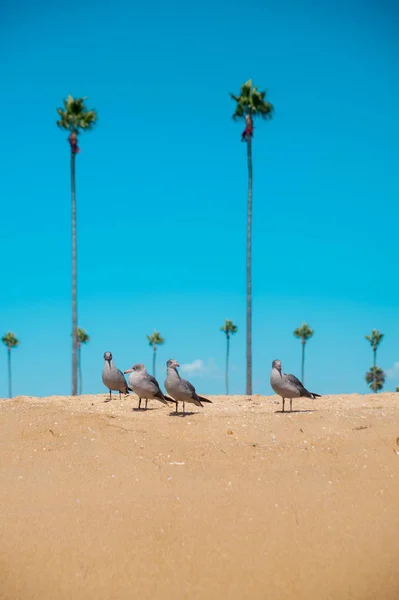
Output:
[
  {"xmin": 311, "ymin": 393, "xmax": 321, "ymax": 398},
  {"xmin": 164, "ymin": 395, "xmax": 178, "ymax": 405}
]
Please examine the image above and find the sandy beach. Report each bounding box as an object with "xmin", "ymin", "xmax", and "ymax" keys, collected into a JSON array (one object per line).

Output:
[{"xmin": 1, "ymin": 392, "xmax": 399, "ymax": 600}]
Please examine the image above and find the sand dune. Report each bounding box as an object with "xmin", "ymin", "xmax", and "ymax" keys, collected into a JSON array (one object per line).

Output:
[{"xmin": 1, "ymin": 392, "xmax": 399, "ymax": 600}]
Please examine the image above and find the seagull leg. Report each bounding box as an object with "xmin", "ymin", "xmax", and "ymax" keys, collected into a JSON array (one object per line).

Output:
[
  {"xmin": 175, "ymin": 402, "xmax": 178, "ymax": 414},
  {"xmin": 138, "ymin": 398, "xmax": 142, "ymax": 409},
  {"xmin": 282, "ymin": 398, "xmax": 285, "ymax": 412},
  {"xmin": 145, "ymin": 399, "xmax": 148, "ymax": 410},
  {"xmin": 183, "ymin": 401, "xmax": 185, "ymax": 416},
  {"xmin": 290, "ymin": 398, "xmax": 293, "ymax": 412},
  {"xmin": 104, "ymin": 390, "xmax": 112, "ymax": 402}
]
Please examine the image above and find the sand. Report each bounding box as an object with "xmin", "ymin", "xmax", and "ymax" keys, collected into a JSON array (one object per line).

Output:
[{"xmin": 1, "ymin": 392, "xmax": 399, "ymax": 600}]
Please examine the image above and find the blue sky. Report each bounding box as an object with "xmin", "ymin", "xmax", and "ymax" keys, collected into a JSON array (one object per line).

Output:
[{"xmin": 1, "ymin": 0, "xmax": 398, "ymax": 397}]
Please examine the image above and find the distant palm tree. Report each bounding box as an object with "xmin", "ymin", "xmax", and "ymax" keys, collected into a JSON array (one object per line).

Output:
[
  {"xmin": 231, "ymin": 80, "xmax": 273, "ymax": 395},
  {"xmin": 56, "ymin": 95, "xmax": 97, "ymax": 396},
  {"xmin": 147, "ymin": 332, "xmax": 165, "ymax": 378},
  {"xmin": 2, "ymin": 332, "xmax": 19, "ymax": 398},
  {"xmin": 365, "ymin": 367, "xmax": 385, "ymax": 392},
  {"xmin": 221, "ymin": 320, "xmax": 238, "ymax": 395},
  {"xmin": 77, "ymin": 328, "xmax": 90, "ymax": 395},
  {"xmin": 293, "ymin": 323, "xmax": 314, "ymax": 384},
  {"xmin": 365, "ymin": 329, "xmax": 384, "ymax": 393},
  {"xmin": 396, "ymin": 386, "xmax": 399, "ymax": 393}
]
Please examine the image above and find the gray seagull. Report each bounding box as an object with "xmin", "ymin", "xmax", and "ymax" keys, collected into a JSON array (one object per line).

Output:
[
  {"xmin": 124, "ymin": 363, "xmax": 177, "ymax": 410},
  {"xmin": 165, "ymin": 358, "xmax": 212, "ymax": 415},
  {"xmin": 102, "ymin": 351, "xmax": 130, "ymax": 402},
  {"xmin": 270, "ymin": 359, "xmax": 321, "ymax": 412}
]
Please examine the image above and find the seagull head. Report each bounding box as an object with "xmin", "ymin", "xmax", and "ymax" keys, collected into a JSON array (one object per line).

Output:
[
  {"xmin": 104, "ymin": 351, "xmax": 113, "ymax": 362},
  {"xmin": 272, "ymin": 359, "xmax": 281, "ymax": 372},
  {"xmin": 124, "ymin": 363, "xmax": 146, "ymax": 374},
  {"xmin": 167, "ymin": 358, "xmax": 179, "ymax": 369}
]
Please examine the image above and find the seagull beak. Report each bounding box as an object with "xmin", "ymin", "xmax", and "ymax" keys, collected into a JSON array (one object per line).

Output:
[
  {"xmin": 175, "ymin": 362, "xmax": 180, "ymax": 367},
  {"xmin": 124, "ymin": 369, "xmax": 132, "ymax": 374}
]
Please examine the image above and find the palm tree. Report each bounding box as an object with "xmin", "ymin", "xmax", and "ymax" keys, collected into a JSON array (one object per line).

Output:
[
  {"xmin": 365, "ymin": 329, "xmax": 384, "ymax": 394},
  {"xmin": 77, "ymin": 328, "xmax": 90, "ymax": 395},
  {"xmin": 231, "ymin": 80, "xmax": 273, "ymax": 395},
  {"xmin": 2, "ymin": 332, "xmax": 19, "ymax": 398},
  {"xmin": 147, "ymin": 332, "xmax": 165, "ymax": 378},
  {"xmin": 57, "ymin": 95, "xmax": 97, "ymax": 396},
  {"xmin": 221, "ymin": 320, "xmax": 238, "ymax": 395},
  {"xmin": 365, "ymin": 367, "xmax": 385, "ymax": 392},
  {"xmin": 293, "ymin": 323, "xmax": 314, "ymax": 384}
]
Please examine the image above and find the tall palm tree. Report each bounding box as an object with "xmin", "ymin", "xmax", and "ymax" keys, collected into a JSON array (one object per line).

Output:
[
  {"xmin": 230, "ymin": 80, "xmax": 273, "ymax": 395},
  {"xmin": 77, "ymin": 328, "xmax": 90, "ymax": 395},
  {"xmin": 147, "ymin": 331, "xmax": 165, "ymax": 378},
  {"xmin": 221, "ymin": 319, "xmax": 238, "ymax": 395},
  {"xmin": 365, "ymin": 367, "xmax": 385, "ymax": 392},
  {"xmin": 2, "ymin": 332, "xmax": 19, "ymax": 398},
  {"xmin": 293, "ymin": 323, "xmax": 314, "ymax": 385},
  {"xmin": 56, "ymin": 95, "xmax": 97, "ymax": 396},
  {"xmin": 365, "ymin": 329, "xmax": 384, "ymax": 393}
]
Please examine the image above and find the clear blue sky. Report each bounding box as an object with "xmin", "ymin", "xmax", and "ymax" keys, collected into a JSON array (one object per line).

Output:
[{"xmin": 1, "ymin": 0, "xmax": 398, "ymax": 397}]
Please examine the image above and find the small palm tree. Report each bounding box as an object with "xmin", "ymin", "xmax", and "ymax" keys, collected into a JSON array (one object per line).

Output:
[
  {"xmin": 77, "ymin": 328, "xmax": 90, "ymax": 395},
  {"xmin": 231, "ymin": 80, "xmax": 273, "ymax": 395},
  {"xmin": 365, "ymin": 367, "xmax": 385, "ymax": 392},
  {"xmin": 365, "ymin": 329, "xmax": 384, "ymax": 393},
  {"xmin": 57, "ymin": 95, "xmax": 97, "ymax": 396},
  {"xmin": 147, "ymin": 332, "xmax": 165, "ymax": 378},
  {"xmin": 293, "ymin": 323, "xmax": 314, "ymax": 384},
  {"xmin": 221, "ymin": 320, "xmax": 238, "ymax": 395},
  {"xmin": 2, "ymin": 332, "xmax": 19, "ymax": 398}
]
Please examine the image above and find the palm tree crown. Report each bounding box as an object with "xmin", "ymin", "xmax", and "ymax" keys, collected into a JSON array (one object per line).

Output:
[
  {"xmin": 231, "ymin": 80, "xmax": 273, "ymax": 124},
  {"xmin": 2, "ymin": 332, "xmax": 19, "ymax": 349},
  {"xmin": 365, "ymin": 367, "xmax": 385, "ymax": 392},
  {"xmin": 365, "ymin": 329, "xmax": 384, "ymax": 351},
  {"xmin": 221, "ymin": 320, "xmax": 238, "ymax": 338},
  {"xmin": 57, "ymin": 96, "xmax": 97, "ymax": 134},
  {"xmin": 294, "ymin": 323, "xmax": 314, "ymax": 344},
  {"xmin": 77, "ymin": 328, "xmax": 90, "ymax": 347},
  {"xmin": 147, "ymin": 332, "xmax": 164, "ymax": 379},
  {"xmin": 147, "ymin": 332, "xmax": 165, "ymax": 349}
]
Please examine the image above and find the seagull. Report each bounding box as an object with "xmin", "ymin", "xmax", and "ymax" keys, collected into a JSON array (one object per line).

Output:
[
  {"xmin": 102, "ymin": 351, "xmax": 130, "ymax": 402},
  {"xmin": 270, "ymin": 359, "xmax": 321, "ymax": 412},
  {"xmin": 123, "ymin": 363, "xmax": 177, "ymax": 410},
  {"xmin": 165, "ymin": 359, "xmax": 212, "ymax": 415}
]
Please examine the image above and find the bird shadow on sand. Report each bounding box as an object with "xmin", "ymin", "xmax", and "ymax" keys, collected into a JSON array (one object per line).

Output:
[
  {"xmin": 275, "ymin": 409, "xmax": 316, "ymax": 414},
  {"xmin": 132, "ymin": 407, "xmax": 157, "ymax": 412},
  {"xmin": 168, "ymin": 411, "xmax": 196, "ymax": 418}
]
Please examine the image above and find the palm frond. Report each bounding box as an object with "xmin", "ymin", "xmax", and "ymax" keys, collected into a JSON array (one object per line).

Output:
[
  {"xmin": 230, "ymin": 80, "xmax": 273, "ymax": 123},
  {"xmin": 56, "ymin": 95, "xmax": 97, "ymax": 134},
  {"xmin": 147, "ymin": 331, "xmax": 165, "ymax": 347},
  {"xmin": 2, "ymin": 332, "xmax": 19, "ymax": 349},
  {"xmin": 293, "ymin": 323, "xmax": 313, "ymax": 341}
]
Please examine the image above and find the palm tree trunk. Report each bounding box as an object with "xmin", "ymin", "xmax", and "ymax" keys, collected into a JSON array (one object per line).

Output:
[
  {"xmin": 225, "ymin": 335, "xmax": 230, "ymax": 395},
  {"xmin": 246, "ymin": 132, "xmax": 253, "ymax": 395},
  {"xmin": 7, "ymin": 347, "xmax": 12, "ymax": 398},
  {"xmin": 301, "ymin": 341, "xmax": 305, "ymax": 384},
  {"xmin": 71, "ymin": 146, "xmax": 78, "ymax": 396},
  {"xmin": 373, "ymin": 348, "xmax": 377, "ymax": 394},
  {"xmin": 78, "ymin": 345, "xmax": 82, "ymax": 395},
  {"xmin": 153, "ymin": 346, "xmax": 156, "ymax": 378}
]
